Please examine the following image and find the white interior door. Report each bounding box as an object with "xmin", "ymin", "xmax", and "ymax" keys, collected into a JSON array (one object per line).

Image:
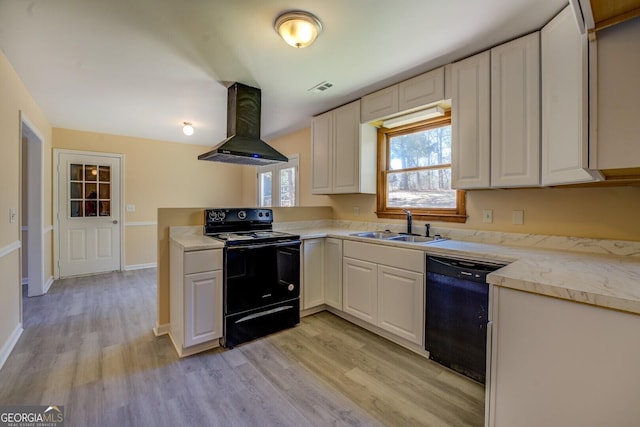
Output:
[{"xmin": 57, "ymin": 151, "xmax": 121, "ymax": 277}]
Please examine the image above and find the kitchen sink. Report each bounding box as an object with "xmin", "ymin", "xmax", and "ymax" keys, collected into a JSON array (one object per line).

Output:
[
  {"xmin": 386, "ymin": 235, "xmax": 438, "ymax": 243},
  {"xmin": 350, "ymin": 231, "xmax": 446, "ymax": 244},
  {"xmin": 351, "ymin": 231, "xmax": 399, "ymax": 239}
]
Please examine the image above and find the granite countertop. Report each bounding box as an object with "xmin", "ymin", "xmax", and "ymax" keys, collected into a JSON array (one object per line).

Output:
[{"xmin": 169, "ymin": 225, "xmax": 640, "ymax": 315}]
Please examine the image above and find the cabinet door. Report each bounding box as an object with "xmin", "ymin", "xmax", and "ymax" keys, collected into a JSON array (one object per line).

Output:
[
  {"xmin": 184, "ymin": 270, "xmax": 222, "ymax": 347},
  {"xmin": 491, "ymin": 33, "xmax": 541, "ymax": 187},
  {"xmin": 377, "ymin": 265, "xmax": 424, "ymax": 345},
  {"xmin": 593, "ymin": 17, "xmax": 640, "ymax": 169},
  {"xmin": 541, "ymin": 6, "xmax": 601, "ymax": 185},
  {"xmin": 343, "ymin": 257, "xmax": 378, "ymax": 324},
  {"xmin": 324, "ymin": 238, "xmax": 343, "ymax": 310},
  {"xmin": 302, "ymin": 238, "xmax": 325, "ymax": 309},
  {"xmin": 361, "ymin": 85, "xmax": 399, "ymax": 123},
  {"xmin": 451, "ymin": 51, "xmax": 491, "ymax": 189},
  {"xmin": 333, "ymin": 101, "xmax": 361, "ymax": 193},
  {"xmin": 311, "ymin": 111, "xmax": 333, "ymax": 194},
  {"xmin": 398, "ymin": 67, "xmax": 445, "ymax": 112},
  {"xmin": 488, "ymin": 287, "xmax": 640, "ymax": 427}
]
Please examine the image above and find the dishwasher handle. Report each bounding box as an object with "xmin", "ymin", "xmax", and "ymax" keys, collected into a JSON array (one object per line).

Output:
[{"xmin": 427, "ymin": 255, "xmax": 504, "ymax": 283}]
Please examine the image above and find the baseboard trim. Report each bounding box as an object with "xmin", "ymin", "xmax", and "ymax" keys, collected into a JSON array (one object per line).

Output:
[
  {"xmin": 125, "ymin": 263, "xmax": 157, "ymax": 271},
  {"xmin": 43, "ymin": 276, "xmax": 54, "ymax": 293},
  {"xmin": 0, "ymin": 241, "xmax": 20, "ymax": 259},
  {"xmin": 0, "ymin": 323, "xmax": 23, "ymax": 370},
  {"xmin": 153, "ymin": 323, "xmax": 170, "ymax": 336}
]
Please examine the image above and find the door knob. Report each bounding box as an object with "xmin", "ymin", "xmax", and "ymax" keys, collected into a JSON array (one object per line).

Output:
[{"xmin": 112, "ymin": 220, "xmax": 118, "ymax": 224}]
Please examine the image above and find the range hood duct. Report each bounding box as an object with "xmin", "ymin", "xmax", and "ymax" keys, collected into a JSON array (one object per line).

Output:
[{"xmin": 198, "ymin": 83, "xmax": 288, "ymax": 166}]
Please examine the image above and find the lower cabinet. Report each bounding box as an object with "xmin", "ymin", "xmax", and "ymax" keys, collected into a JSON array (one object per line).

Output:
[
  {"xmin": 324, "ymin": 238, "xmax": 343, "ymax": 310},
  {"xmin": 343, "ymin": 241, "xmax": 424, "ymax": 346},
  {"xmin": 302, "ymin": 237, "xmax": 344, "ymax": 311},
  {"xmin": 487, "ymin": 286, "xmax": 640, "ymax": 426},
  {"xmin": 169, "ymin": 243, "xmax": 223, "ymax": 357}
]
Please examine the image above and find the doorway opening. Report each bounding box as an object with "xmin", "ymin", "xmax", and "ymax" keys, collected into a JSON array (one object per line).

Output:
[{"xmin": 20, "ymin": 113, "xmax": 46, "ymax": 298}]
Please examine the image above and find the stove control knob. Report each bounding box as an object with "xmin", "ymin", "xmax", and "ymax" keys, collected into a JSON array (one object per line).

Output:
[
  {"xmin": 258, "ymin": 212, "xmax": 263, "ymax": 217},
  {"xmin": 287, "ymin": 284, "xmax": 295, "ymax": 292},
  {"xmin": 238, "ymin": 210, "xmax": 247, "ymax": 220}
]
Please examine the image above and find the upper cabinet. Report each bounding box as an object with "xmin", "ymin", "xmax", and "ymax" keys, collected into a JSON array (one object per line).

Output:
[
  {"xmin": 490, "ymin": 32, "xmax": 541, "ymax": 187},
  {"xmin": 361, "ymin": 67, "xmax": 446, "ymax": 123},
  {"xmin": 541, "ymin": 6, "xmax": 602, "ymax": 185},
  {"xmin": 311, "ymin": 100, "xmax": 377, "ymax": 194},
  {"xmin": 571, "ymin": 0, "xmax": 640, "ymax": 34},
  {"xmin": 590, "ymin": 17, "xmax": 640, "ymax": 170},
  {"xmin": 451, "ymin": 51, "xmax": 491, "ymax": 189}
]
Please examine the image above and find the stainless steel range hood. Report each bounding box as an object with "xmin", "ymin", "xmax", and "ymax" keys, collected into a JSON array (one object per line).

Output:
[{"xmin": 198, "ymin": 83, "xmax": 288, "ymax": 166}]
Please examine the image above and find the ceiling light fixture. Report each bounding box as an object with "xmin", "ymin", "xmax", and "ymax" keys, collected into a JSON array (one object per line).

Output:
[
  {"xmin": 274, "ymin": 11, "xmax": 322, "ymax": 48},
  {"xmin": 382, "ymin": 106, "xmax": 446, "ymax": 128},
  {"xmin": 182, "ymin": 122, "xmax": 194, "ymax": 136}
]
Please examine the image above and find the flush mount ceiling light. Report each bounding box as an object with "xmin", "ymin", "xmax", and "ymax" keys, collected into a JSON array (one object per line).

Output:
[
  {"xmin": 182, "ymin": 122, "xmax": 194, "ymax": 136},
  {"xmin": 382, "ymin": 106, "xmax": 446, "ymax": 128},
  {"xmin": 274, "ymin": 11, "xmax": 322, "ymax": 48}
]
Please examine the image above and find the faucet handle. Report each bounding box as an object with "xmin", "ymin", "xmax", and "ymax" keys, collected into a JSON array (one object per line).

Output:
[{"xmin": 425, "ymin": 223, "xmax": 431, "ymax": 237}]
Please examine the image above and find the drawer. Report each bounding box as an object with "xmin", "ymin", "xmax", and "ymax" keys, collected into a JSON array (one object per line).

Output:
[
  {"xmin": 184, "ymin": 249, "xmax": 222, "ymax": 274},
  {"xmin": 344, "ymin": 240, "xmax": 424, "ymax": 273}
]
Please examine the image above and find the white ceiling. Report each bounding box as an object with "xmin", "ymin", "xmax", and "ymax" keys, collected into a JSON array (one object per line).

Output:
[{"xmin": 0, "ymin": 0, "xmax": 567, "ymax": 147}]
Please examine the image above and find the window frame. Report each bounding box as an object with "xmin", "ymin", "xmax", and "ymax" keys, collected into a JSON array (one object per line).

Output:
[
  {"xmin": 257, "ymin": 154, "xmax": 299, "ymax": 207},
  {"xmin": 376, "ymin": 112, "xmax": 467, "ymax": 223}
]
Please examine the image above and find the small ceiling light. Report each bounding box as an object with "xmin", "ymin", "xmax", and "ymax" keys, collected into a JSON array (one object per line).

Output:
[
  {"xmin": 182, "ymin": 122, "xmax": 194, "ymax": 136},
  {"xmin": 274, "ymin": 11, "xmax": 322, "ymax": 48}
]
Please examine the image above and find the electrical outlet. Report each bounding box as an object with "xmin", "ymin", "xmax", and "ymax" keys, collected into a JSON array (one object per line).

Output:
[
  {"xmin": 9, "ymin": 208, "xmax": 16, "ymax": 223},
  {"xmin": 482, "ymin": 209, "xmax": 493, "ymax": 224},
  {"xmin": 513, "ymin": 210, "xmax": 524, "ymax": 225},
  {"xmin": 353, "ymin": 206, "xmax": 360, "ymax": 216}
]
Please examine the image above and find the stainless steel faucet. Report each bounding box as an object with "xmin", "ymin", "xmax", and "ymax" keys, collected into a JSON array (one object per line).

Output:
[{"xmin": 403, "ymin": 209, "xmax": 412, "ymax": 235}]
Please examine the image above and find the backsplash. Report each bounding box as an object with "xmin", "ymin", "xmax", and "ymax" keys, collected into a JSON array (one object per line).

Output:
[{"xmin": 274, "ymin": 220, "xmax": 640, "ymax": 258}]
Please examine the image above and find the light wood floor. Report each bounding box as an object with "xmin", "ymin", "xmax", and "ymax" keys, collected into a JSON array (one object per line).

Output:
[{"xmin": 0, "ymin": 269, "xmax": 484, "ymax": 426}]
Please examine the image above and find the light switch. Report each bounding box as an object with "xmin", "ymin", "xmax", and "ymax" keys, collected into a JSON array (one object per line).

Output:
[
  {"xmin": 512, "ymin": 210, "xmax": 524, "ymax": 225},
  {"xmin": 482, "ymin": 209, "xmax": 493, "ymax": 224},
  {"xmin": 9, "ymin": 208, "xmax": 16, "ymax": 223},
  {"xmin": 126, "ymin": 204, "xmax": 135, "ymax": 212},
  {"xmin": 353, "ymin": 206, "xmax": 360, "ymax": 216}
]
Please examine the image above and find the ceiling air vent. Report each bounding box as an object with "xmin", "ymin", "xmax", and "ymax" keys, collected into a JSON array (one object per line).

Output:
[{"xmin": 308, "ymin": 81, "xmax": 334, "ymax": 93}]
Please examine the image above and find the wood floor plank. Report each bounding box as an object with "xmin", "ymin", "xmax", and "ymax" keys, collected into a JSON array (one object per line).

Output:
[{"xmin": 0, "ymin": 269, "xmax": 484, "ymax": 426}]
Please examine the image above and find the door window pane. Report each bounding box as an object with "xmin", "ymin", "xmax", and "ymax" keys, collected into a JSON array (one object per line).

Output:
[{"xmin": 69, "ymin": 162, "xmax": 112, "ymax": 218}]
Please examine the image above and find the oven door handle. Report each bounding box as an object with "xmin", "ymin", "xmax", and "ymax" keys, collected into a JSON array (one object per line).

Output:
[{"xmin": 225, "ymin": 240, "xmax": 301, "ymax": 251}]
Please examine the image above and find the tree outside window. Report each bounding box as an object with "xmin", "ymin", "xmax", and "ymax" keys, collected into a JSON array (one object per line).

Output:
[{"xmin": 377, "ymin": 112, "xmax": 466, "ymax": 222}]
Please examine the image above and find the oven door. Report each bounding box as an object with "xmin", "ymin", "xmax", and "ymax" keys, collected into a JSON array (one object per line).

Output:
[{"xmin": 224, "ymin": 240, "xmax": 301, "ymax": 315}]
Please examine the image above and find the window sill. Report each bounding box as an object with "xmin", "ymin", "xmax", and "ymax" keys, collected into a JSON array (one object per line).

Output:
[{"xmin": 375, "ymin": 211, "xmax": 467, "ymax": 223}]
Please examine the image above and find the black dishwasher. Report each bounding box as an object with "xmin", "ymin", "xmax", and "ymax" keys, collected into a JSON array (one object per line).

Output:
[{"xmin": 425, "ymin": 255, "xmax": 504, "ymax": 384}]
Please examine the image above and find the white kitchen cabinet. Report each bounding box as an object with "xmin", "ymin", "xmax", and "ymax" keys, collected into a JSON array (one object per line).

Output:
[
  {"xmin": 310, "ymin": 112, "xmax": 332, "ymax": 194},
  {"xmin": 311, "ymin": 100, "xmax": 376, "ymax": 194},
  {"xmin": 360, "ymin": 86, "xmax": 398, "ymax": 123},
  {"xmin": 451, "ymin": 50, "xmax": 491, "ymax": 189},
  {"xmin": 342, "ymin": 240, "xmax": 425, "ymax": 345},
  {"xmin": 302, "ymin": 238, "xmax": 325, "ymax": 309},
  {"xmin": 541, "ymin": 6, "xmax": 602, "ymax": 185},
  {"xmin": 591, "ymin": 17, "xmax": 640, "ymax": 170},
  {"xmin": 360, "ymin": 67, "xmax": 445, "ymax": 123},
  {"xmin": 377, "ymin": 265, "xmax": 424, "ymax": 345},
  {"xmin": 343, "ymin": 257, "xmax": 378, "ymax": 324},
  {"xmin": 490, "ymin": 32, "xmax": 541, "ymax": 187},
  {"xmin": 169, "ymin": 244, "xmax": 223, "ymax": 357},
  {"xmin": 324, "ymin": 237, "xmax": 343, "ymax": 310},
  {"xmin": 487, "ymin": 286, "xmax": 640, "ymax": 427},
  {"xmin": 398, "ymin": 67, "xmax": 445, "ymax": 112}
]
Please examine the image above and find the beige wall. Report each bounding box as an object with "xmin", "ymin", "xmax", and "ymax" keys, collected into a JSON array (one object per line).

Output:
[
  {"xmin": 0, "ymin": 50, "xmax": 53, "ymax": 357},
  {"xmin": 52, "ymin": 128, "xmax": 247, "ymax": 268},
  {"xmin": 242, "ymin": 127, "xmax": 332, "ymax": 207},
  {"xmin": 263, "ymin": 125, "xmax": 640, "ymax": 241}
]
